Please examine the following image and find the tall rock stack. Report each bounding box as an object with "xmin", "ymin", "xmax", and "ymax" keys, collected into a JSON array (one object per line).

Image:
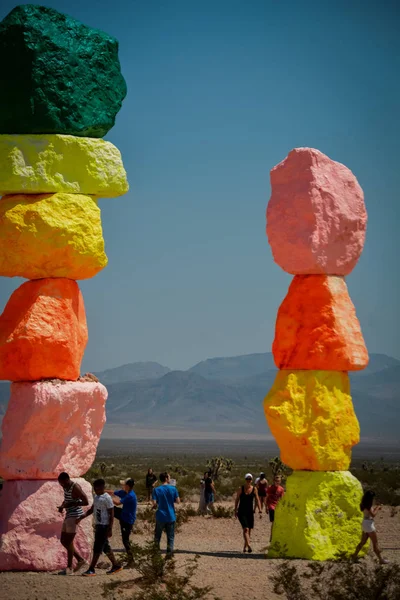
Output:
[
  {"xmin": 264, "ymin": 148, "xmax": 369, "ymax": 560},
  {"xmin": 0, "ymin": 5, "xmax": 128, "ymax": 571}
]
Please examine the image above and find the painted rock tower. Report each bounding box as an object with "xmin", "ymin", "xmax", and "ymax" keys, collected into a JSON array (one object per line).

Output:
[
  {"xmin": 0, "ymin": 5, "xmax": 128, "ymax": 570},
  {"xmin": 264, "ymin": 148, "xmax": 368, "ymax": 560}
]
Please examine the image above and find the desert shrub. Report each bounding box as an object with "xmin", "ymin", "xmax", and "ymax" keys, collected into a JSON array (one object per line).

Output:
[
  {"xmin": 351, "ymin": 461, "xmax": 400, "ymax": 506},
  {"xmin": 103, "ymin": 545, "xmax": 220, "ymax": 600},
  {"xmin": 136, "ymin": 503, "xmax": 195, "ymax": 533},
  {"xmin": 206, "ymin": 457, "xmax": 233, "ymax": 480},
  {"xmin": 272, "ymin": 559, "xmax": 400, "ymax": 600},
  {"xmin": 271, "ymin": 562, "xmax": 308, "ymax": 600},
  {"xmin": 211, "ymin": 505, "xmax": 234, "ymax": 519},
  {"xmin": 268, "ymin": 457, "xmax": 292, "ymax": 481}
]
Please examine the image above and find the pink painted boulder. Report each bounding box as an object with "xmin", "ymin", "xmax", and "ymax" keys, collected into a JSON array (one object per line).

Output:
[
  {"xmin": 0, "ymin": 478, "xmax": 93, "ymax": 571},
  {"xmin": 0, "ymin": 381, "xmax": 107, "ymax": 480},
  {"xmin": 266, "ymin": 148, "xmax": 367, "ymax": 275}
]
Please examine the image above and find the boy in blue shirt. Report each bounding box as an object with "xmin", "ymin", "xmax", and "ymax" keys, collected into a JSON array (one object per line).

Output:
[
  {"xmin": 108, "ymin": 478, "xmax": 137, "ymax": 563},
  {"xmin": 152, "ymin": 472, "xmax": 180, "ymax": 558}
]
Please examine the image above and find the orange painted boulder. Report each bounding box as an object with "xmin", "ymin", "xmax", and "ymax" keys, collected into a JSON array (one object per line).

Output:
[
  {"xmin": 0, "ymin": 278, "xmax": 87, "ymax": 381},
  {"xmin": 273, "ymin": 275, "xmax": 368, "ymax": 371},
  {"xmin": 0, "ymin": 478, "xmax": 93, "ymax": 571},
  {"xmin": 266, "ymin": 148, "xmax": 367, "ymax": 275},
  {"xmin": 0, "ymin": 380, "xmax": 107, "ymax": 480},
  {"xmin": 264, "ymin": 370, "xmax": 360, "ymax": 471}
]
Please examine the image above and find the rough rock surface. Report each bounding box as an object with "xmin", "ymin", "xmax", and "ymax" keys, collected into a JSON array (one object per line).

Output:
[
  {"xmin": 264, "ymin": 370, "xmax": 359, "ymax": 471},
  {"xmin": 0, "ymin": 5, "xmax": 126, "ymax": 137},
  {"xmin": 0, "ymin": 478, "xmax": 93, "ymax": 570},
  {"xmin": 0, "ymin": 193, "xmax": 107, "ymax": 280},
  {"xmin": 0, "ymin": 279, "xmax": 87, "ymax": 381},
  {"xmin": 0, "ymin": 381, "xmax": 107, "ymax": 480},
  {"xmin": 266, "ymin": 148, "xmax": 367, "ymax": 275},
  {"xmin": 0, "ymin": 134, "xmax": 128, "ymax": 197},
  {"xmin": 268, "ymin": 471, "xmax": 366, "ymax": 560},
  {"xmin": 273, "ymin": 275, "xmax": 369, "ymax": 371}
]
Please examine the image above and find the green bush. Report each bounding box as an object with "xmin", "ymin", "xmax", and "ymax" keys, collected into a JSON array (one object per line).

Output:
[
  {"xmin": 103, "ymin": 544, "xmax": 220, "ymax": 600},
  {"xmin": 272, "ymin": 559, "xmax": 400, "ymax": 600},
  {"xmin": 211, "ymin": 505, "xmax": 234, "ymax": 519}
]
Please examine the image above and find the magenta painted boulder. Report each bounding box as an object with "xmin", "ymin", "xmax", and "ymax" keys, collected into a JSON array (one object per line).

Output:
[
  {"xmin": 266, "ymin": 148, "xmax": 367, "ymax": 275},
  {"xmin": 0, "ymin": 478, "xmax": 93, "ymax": 571},
  {"xmin": 0, "ymin": 381, "xmax": 107, "ymax": 480}
]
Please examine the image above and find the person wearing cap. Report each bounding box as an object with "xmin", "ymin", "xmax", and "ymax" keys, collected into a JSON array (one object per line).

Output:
[
  {"xmin": 234, "ymin": 473, "xmax": 262, "ymax": 553},
  {"xmin": 107, "ymin": 479, "xmax": 137, "ymax": 563}
]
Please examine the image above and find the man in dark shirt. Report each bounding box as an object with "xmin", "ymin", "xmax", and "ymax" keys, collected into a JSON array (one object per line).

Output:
[
  {"xmin": 204, "ymin": 472, "xmax": 216, "ymax": 514},
  {"xmin": 146, "ymin": 468, "xmax": 158, "ymax": 503}
]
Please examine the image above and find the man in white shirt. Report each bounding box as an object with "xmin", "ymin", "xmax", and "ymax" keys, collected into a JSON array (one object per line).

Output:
[{"xmin": 78, "ymin": 478, "xmax": 123, "ymax": 576}]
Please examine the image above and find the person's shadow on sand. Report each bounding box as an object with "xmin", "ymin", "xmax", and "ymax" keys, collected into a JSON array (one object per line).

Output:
[{"xmin": 174, "ymin": 549, "xmax": 264, "ymax": 560}]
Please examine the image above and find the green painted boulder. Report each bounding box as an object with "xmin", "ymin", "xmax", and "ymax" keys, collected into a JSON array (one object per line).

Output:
[{"xmin": 0, "ymin": 5, "xmax": 127, "ymax": 137}]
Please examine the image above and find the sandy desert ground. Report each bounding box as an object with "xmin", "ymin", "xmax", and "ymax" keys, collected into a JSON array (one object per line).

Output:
[{"xmin": 0, "ymin": 503, "xmax": 399, "ymax": 600}]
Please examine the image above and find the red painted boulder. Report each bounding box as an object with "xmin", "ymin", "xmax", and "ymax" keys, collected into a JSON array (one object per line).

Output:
[
  {"xmin": 0, "ymin": 478, "xmax": 93, "ymax": 571},
  {"xmin": 0, "ymin": 278, "xmax": 88, "ymax": 381},
  {"xmin": 273, "ymin": 275, "xmax": 369, "ymax": 371},
  {"xmin": 266, "ymin": 148, "xmax": 367, "ymax": 275},
  {"xmin": 0, "ymin": 381, "xmax": 107, "ymax": 480}
]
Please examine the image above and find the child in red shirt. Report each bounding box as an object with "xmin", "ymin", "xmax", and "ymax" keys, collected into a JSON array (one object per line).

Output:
[{"xmin": 267, "ymin": 474, "xmax": 285, "ymax": 541}]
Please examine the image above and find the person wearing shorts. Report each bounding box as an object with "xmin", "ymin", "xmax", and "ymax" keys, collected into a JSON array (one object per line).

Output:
[
  {"xmin": 204, "ymin": 473, "xmax": 216, "ymax": 514},
  {"xmin": 353, "ymin": 490, "xmax": 388, "ymax": 564},
  {"xmin": 266, "ymin": 475, "xmax": 285, "ymax": 541},
  {"xmin": 78, "ymin": 479, "xmax": 123, "ymax": 576},
  {"xmin": 57, "ymin": 472, "xmax": 89, "ymax": 575}
]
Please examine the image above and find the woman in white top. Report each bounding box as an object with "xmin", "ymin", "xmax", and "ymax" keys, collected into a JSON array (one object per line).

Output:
[{"xmin": 353, "ymin": 490, "xmax": 388, "ymax": 564}]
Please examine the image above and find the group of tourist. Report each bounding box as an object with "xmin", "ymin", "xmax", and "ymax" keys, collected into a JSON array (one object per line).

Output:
[{"xmin": 56, "ymin": 467, "xmax": 387, "ymax": 576}]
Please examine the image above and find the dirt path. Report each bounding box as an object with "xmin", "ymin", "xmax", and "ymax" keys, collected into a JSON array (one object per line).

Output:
[{"xmin": 1, "ymin": 505, "xmax": 399, "ymax": 600}]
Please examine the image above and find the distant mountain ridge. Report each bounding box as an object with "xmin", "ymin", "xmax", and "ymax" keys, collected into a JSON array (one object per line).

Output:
[
  {"xmin": 94, "ymin": 361, "xmax": 170, "ymax": 384},
  {"xmin": 0, "ymin": 353, "xmax": 399, "ymax": 441}
]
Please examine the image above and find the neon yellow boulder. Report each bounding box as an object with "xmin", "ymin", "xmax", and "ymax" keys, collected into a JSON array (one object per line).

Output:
[
  {"xmin": 264, "ymin": 370, "xmax": 359, "ymax": 471},
  {"xmin": 268, "ymin": 471, "xmax": 366, "ymax": 560},
  {"xmin": 0, "ymin": 193, "xmax": 107, "ymax": 280},
  {"xmin": 0, "ymin": 134, "xmax": 128, "ymax": 197}
]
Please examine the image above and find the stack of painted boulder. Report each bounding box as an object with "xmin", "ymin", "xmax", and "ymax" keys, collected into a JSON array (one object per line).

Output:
[
  {"xmin": 0, "ymin": 5, "xmax": 128, "ymax": 571},
  {"xmin": 264, "ymin": 148, "xmax": 368, "ymax": 560}
]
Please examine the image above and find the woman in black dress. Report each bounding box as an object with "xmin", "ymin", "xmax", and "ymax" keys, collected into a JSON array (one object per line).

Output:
[{"xmin": 234, "ymin": 473, "xmax": 262, "ymax": 552}]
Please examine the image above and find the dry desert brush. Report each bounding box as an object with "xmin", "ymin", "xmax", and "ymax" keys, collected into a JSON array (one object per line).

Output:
[{"xmin": 272, "ymin": 558, "xmax": 400, "ymax": 600}]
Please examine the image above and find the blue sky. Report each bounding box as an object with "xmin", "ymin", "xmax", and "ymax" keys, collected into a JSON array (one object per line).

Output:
[{"xmin": 0, "ymin": 0, "xmax": 399, "ymax": 371}]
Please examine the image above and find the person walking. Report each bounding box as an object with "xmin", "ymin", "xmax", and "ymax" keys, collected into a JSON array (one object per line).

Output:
[
  {"xmin": 78, "ymin": 479, "xmax": 123, "ymax": 576},
  {"xmin": 198, "ymin": 471, "xmax": 208, "ymax": 515},
  {"xmin": 204, "ymin": 472, "xmax": 216, "ymax": 515},
  {"xmin": 267, "ymin": 474, "xmax": 285, "ymax": 542},
  {"xmin": 352, "ymin": 490, "xmax": 389, "ymax": 564},
  {"xmin": 57, "ymin": 472, "xmax": 89, "ymax": 575},
  {"xmin": 146, "ymin": 468, "xmax": 158, "ymax": 503},
  {"xmin": 108, "ymin": 478, "xmax": 137, "ymax": 564},
  {"xmin": 152, "ymin": 472, "xmax": 180, "ymax": 559},
  {"xmin": 235, "ymin": 473, "xmax": 262, "ymax": 553},
  {"xmin": 255, "ymin": 473, "xmax": 269, "ymax": 514}
]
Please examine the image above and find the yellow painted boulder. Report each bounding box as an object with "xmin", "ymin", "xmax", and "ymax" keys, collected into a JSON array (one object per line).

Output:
[
  {"xmin": 268, "ymin": 471, "xmax": 366, "ymax": 560},
  {"xmin": 264, "ymin": 371, "xmax": 359, "ymax": 471},
  {"xmin": 0, "ymin": 193, "xmax": 107, "ymax": 280},
  {"xmin": 0, "ymin": 134, "xmax": 128, "ymax": 197}
]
